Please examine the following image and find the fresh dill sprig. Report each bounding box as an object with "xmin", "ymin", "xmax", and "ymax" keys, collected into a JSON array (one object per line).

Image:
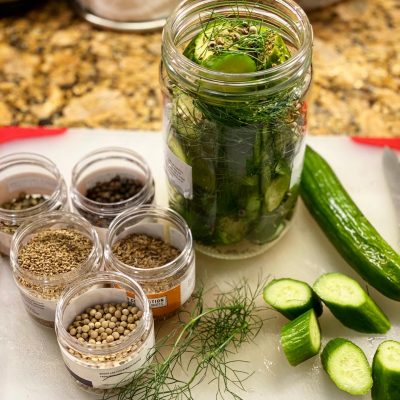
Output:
[{"xmin": 105, "ymin": 279, "xmax": 267, "ymax": 400}]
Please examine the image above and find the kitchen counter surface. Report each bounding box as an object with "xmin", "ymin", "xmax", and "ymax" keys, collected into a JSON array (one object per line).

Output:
[{"xmin": 0, "ymin": 0, "xmax": 398, "ymax": 136}]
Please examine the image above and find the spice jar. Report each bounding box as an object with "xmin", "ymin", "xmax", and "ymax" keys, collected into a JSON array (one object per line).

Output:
[
  {"xmin": 0, "ymin": 152, "xmax": 68, "ymax": 256},
  {"xmin": 71, "ymin": 147, "xmax": 155, "ymax": 243},
  {"xmin": 55, "ymin": 271, "xmax": 154, "ymax": 392},
  {"xmin": 161, "ymin": 0, "xmax": 312, "ymax": 259},
  {"xmin": 10, "ymin": 211, "xmax": 102, "ymax": 327},
  {"xmin": 104, "ymin": 205, "xmax": 195, "ymax": 319}
]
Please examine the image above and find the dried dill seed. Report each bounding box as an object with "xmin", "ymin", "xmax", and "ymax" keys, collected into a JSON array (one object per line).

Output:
[
  {"xmin": 112, "ymin": 233, "xmax": 181, "ymax": 268},
  {"xmin": 1, "ymin": 192, "xmax": 47, "ymax": 210},
  {"xmin": 18, "ymin": 228, "xmax": 93, "ymax": 276},
  {"xmin": 85, "ymin": 175, "xmax": 144, "ymax": 203}
]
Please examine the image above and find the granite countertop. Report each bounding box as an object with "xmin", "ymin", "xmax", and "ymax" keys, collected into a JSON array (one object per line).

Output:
[{"xmin": 0, "ymin": 0, "xmax": 398, "ymax": 136}]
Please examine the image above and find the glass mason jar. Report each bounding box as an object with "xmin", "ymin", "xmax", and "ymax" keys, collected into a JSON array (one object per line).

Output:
[
  {"xmin": 10, "ymin": 211, "xmax": 103, "ymax": 327},
  {"xmin": 70, "ymin": 147, "xmax": 155, "ymax": 243},
  {"xmin": 104, "ymin": 205, "xmax": 195, "ymax": 320},
  {"xmin": 161, "ymin": 0, "xmax": 312, "ymax": 259},
  {"xmin": 0, "ymin": 152, "xmax": 68, "ymax": 256},
  {"xmin": 55, "ymin": 271, "xmax": 154, "ymax": 392}
]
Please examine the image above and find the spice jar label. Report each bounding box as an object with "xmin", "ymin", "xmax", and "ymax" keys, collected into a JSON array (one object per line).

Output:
[
  {"xmin": 165, "ymin": 146, "xmax": 193, "ymax": 199},
  {"xmin": 0, "ymin": 231, "xmax": 12, "ymax": 255},
  {"xmin": 148, "ymin": 260, "xmax": 195, "ymax": 317},
  {"xmin": 7, "ymin": 176, "xmax": 57, "ymax": 193},
  {"xmin": 18, "ymin": 285, "xmax": 57, "ymax": 323},
  {"xmin": 61, "ymin": 326, "xmax": 155, "ymax": 390}
]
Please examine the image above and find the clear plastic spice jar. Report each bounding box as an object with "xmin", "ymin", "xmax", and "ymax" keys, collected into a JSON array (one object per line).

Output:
[
  {"xmin": 161, "ymin": 0, "xmax": 312, "ymax": 259},
  {"xmin": 104, "ymin": 205, "xmax": 195, "ymax": 319},
  {"xmin": 0, "ymin": 152, "xmax": 68, "ymax": 256},
  {"xmin": 71, "ymin": 147, "xmax": 155, "ymax": 243},
  {"xmin": 55, "ymin": 271, "xmax": 154, "ymax": 392},
  {"xmin": 10, "ymin": 211, "xmax": 102, "ymax": 327}
]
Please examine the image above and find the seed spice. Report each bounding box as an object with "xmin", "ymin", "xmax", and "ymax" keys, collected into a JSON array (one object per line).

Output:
[
  {"xmin": 18, "ymin": 228, "xmax": 93, "ymax": 276},
  {"xmin": 66, "ymin": 302, "xmax": 150, "ymax": 368},
  {"xmin": 68, "ymin": 302, "xmax": 143, "ymax": 345},
  {"xmin": 1, "ymin": 192, "xmax": 47, "ymax": 211},
  {"xmin": 112, "ymin": 233, "xmax": 181, "ymax": 269},
  {"xmin": 111, "ymin": 233, "xmax": 192, "ymax": 319},
  {"xmin": 85, "ymin": 175, "xmax": 144, "ymax": 204},
  {"xmin": 0, "ymin": 192, "xmax": 48, "ymax": 236}
]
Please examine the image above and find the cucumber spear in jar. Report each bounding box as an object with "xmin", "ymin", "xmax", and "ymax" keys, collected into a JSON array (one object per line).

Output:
[{"xmin": 167, "ymin": 16, "xmax": 305, "ymax": 248}]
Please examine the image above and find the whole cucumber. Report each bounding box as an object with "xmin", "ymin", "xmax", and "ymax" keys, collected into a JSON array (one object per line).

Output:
[{"xmin": 301, "ymin": 145, "xmax": 400, "ymax": 300}]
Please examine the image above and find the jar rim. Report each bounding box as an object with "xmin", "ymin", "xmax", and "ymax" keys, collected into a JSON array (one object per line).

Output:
[
  {"xmin": 71, "ymin": 147, "xmax": 155, "ymax": 216},
  {"xmin": 105, "ymin": 205, "xmax": 194, "ymax": 280},
  {"xmin": 0, "ymin": 152, "xmax": 67, "ymax": 220},
  {"xmin": 55, "ymin": 271, "xmax": 153, "ymax": 356},
  {"xmin": 163, "ymin": 0, "xmax": 313, "ymax": 95},
  {"xmin": 10, "ymin": 211, "xmax": 102, "ymax": 286}
]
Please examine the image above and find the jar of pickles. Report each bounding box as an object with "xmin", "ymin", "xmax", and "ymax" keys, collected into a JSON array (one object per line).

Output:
[
  {"xmin": 0, "ymin": 153, "xmax": 68, "ymax": 255},
  {"xmin": 161, "ymin": 0, "xmax": 312, "ymax": 259}
]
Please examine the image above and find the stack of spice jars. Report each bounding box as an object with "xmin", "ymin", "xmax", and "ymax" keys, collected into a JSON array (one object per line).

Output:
[{"xmin": 1, "ymin": 146, "xmax": 196, "ymax": 393}]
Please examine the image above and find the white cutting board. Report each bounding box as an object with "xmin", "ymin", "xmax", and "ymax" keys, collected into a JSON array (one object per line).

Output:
[{"xmin": 1, "ymin": 130, "xmax": 399, "ymax": 400}]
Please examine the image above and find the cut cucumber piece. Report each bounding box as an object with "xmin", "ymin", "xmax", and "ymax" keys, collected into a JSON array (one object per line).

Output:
[
  {"xmin": 263, "ymin": 278, "xmax": 322, "ymax": 320},
  {"xmin": 321, "ymin": 338, "xmax": 372, "ymax": 396},
  {"xmin": 264, "ymin": 34, "xmax": 291, "ymax": 68},
  {"xmin": 372, "ymin": 340, "xmax": 400, "ymax": 400},
  {"xmin": 313, "ymin": 272, "xmax": 391, "ymax": 333},
  {"xmin": 203, "ymin": 53, "xmax": 257, "ymax": 73},
  {"xmin": 280, "ymin": 309, "xmax": 321, "ymax": 366}
]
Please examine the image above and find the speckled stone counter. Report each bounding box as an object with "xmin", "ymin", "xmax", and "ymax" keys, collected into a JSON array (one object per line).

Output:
[{"xmin": 0, "ymin": 0, "xmax": 398, "ymax": 136}]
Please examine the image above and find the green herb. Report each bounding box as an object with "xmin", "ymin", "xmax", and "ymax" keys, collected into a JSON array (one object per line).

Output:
[{"xmin": 106, "ymin": 279, "xmax": 266, "ymax": 400}]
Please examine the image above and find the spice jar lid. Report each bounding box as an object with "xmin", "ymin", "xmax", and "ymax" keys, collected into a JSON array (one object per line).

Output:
[
  {"xmin": 10, "ymin": 211, "xmax": 102, "ymax": 286},
  {"xmin": 55, "ymin": 271, "xmax": 152, "ymax": 356},
  {"xmin": 105, "ymin": 205, "xmax": 194, "ymax": 280}
]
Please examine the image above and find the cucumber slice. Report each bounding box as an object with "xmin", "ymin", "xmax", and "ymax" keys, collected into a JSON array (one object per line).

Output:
[
  {"xmin": 313, "ymin": 273, "xmax": 391, "ymax": 333},
  {"xmin": 372, "ymin": 340, "xmax": 400, "ymax": 400},
  {"xmin": 264, "ymin": 34, "xmax": 291, "ymax": 69},
  {"xmin": 321, "ymin": 338, "xmax": 372, "ymax": 396},
  {"xmin": 280, "ymin": 309, "xmax": 321, "ymax": 366},
  {"xmin": 203, "ymin": 53, "xmax": 257, "ymax": 73},
  {"xmin": 263, "ymin": 278, "xmax": 322, "ymax": 320}
]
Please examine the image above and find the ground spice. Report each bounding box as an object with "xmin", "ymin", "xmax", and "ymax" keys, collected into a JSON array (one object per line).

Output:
[
  {"xmin": 68, "ymin": 302, "xmax": 143, "ymax": 345},
  {"xmin": 18, "ymin": 228, "xmax": 93, "ymax": 276},
  {"xmin": 1, "ymin": 192, "xmax": 47, "ymax": 210},
  {"xmin": 85, "ymin": 175, "xmax": 144, "ymax": 203},
  {"xmin": 112, "ymin": 233, "xmax": 181, "ymax": 268}
]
